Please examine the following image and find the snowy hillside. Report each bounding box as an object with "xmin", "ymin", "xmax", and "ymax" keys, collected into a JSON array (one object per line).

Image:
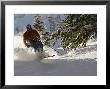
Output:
[
  {"xmin": 14, "ymin": 34, "xmax": 97, "ymax": 76},
  {"xmin": 14, "ymin": 34, "xmax": 97, "ymax": 62}
]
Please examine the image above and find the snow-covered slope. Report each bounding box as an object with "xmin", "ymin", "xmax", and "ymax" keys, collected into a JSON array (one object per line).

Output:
[
  {"xmin": 14, "ymin": 34, "xmax": 97, "ymax": 76},
  {"xmin": 14, "ymin": 34, "xmax": 97, "ymax": 62}
]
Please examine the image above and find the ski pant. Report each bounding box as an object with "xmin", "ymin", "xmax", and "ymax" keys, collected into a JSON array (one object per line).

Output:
[{"xmin": 30, "ymin": 40, "xmax": 43, "ymax": 53}]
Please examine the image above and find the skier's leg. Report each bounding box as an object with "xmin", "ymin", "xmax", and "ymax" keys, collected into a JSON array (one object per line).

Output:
[
  {"xmin": 31, "ymin": 40, "xmax": 43, "ymax": 53},
  {"xmin": 38, "ymin": 41, "xmax": 43, "ymax": 53},
  {"xmin": 31, "ymin": 41, "xmax": 38, "ymax": 53}
]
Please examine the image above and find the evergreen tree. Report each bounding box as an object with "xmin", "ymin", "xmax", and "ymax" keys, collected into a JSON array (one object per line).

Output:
[
  {"xmin": 59, "ymin": 14, "xmax": 97, "ymax": 49},
  {"xmin": 55, "ymin": 15, "xmax": 61, "ymax": 29},
  {"xmin": 48, "ymin": 16, "xmax": 56, "ymax": 32},
  {"xmin": 16, "ymin": 26, "xmax": 19, "ymax": 33},
  {"xmin": 33, "ymin": 15, "xmax": 55, "ymax": 46},
  {"xmin": 33, "ymin": 15, "xmax": 44, "ymax": 32},
  {"xmin": 15, "ymin": 26, "xmax": 19, "ymax": 34},
  {"xmin": 33, "ymin": 14, "xmax": 97, "ymax": 49},
  {"xmin": 46, "ymin": 14, "xmax": 97, "ymax": 49}
]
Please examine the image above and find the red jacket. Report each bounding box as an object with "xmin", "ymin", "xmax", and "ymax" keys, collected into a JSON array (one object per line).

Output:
[{"xmin": 23, "ymin": 30, "xmax": 40, "ymax": 46}]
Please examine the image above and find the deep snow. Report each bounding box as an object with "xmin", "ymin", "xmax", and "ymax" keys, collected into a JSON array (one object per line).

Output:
[{"xmin": 14, "ymin": 34, "xmax": 97, "ymax": 76}]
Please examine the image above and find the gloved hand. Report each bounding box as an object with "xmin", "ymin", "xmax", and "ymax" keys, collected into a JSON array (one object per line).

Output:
[{"xmin": 26, "ymin": 44, "xmax": 30, "ymax": 48}]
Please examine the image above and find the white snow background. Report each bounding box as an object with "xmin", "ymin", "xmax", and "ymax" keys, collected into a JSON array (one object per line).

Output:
[{"xmin": 14, "ymin": 33, "xmax": 97, "ymax": 76}]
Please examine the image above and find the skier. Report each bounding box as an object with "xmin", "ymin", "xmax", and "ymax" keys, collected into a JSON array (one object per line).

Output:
[{"xmin": 23, "ymin": 24, "xmax": 43, "ymax": 53}]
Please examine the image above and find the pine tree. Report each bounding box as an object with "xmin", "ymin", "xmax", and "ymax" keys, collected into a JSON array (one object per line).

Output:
[
  {"xmin": 48, "ymin": 16, "xmax": 56, "ymax": 32},
  {"xmin": 33, "ymin": 14, "xmax": 97, "ymax": 49},
  {"xmin": 55, "ymin": 15, "xmax": 61, "ymax": 29},
  {"xmin": 45, "ymin": 14, "xmax": 97, "ymax": 49},
  {"xmin": 16, "ymin": 26, "xmax": 19, "ymax": 33},
  {"xmin": 33, "ymin": 15, "xmax": 44, "ymax": 32},
  {"xmin": 15, "ymin": 26, "xmax": 19, "ymax": 34},
  {"xmin": 60, "ymin": 14, "xmax": 97, "ymax": 49},
  {"xmin": 33, "ymin": 15, "xmax": 55, "ymax": 46}
]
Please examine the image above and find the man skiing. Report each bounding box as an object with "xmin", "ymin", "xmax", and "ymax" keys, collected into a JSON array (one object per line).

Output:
[{"xmin": 23, "ymin": 24, "xmax": 43, "ymax": 53}]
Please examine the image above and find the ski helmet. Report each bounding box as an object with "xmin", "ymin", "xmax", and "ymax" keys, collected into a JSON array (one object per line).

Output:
[{"xmin": 26, "ymin": 24, "xmax": 32, "ymax": 31}]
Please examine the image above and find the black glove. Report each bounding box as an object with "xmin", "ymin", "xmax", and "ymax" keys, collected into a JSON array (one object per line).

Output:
[{"xmin": 26, "ymin": 44, "xmax": 30, "ymax": 48}]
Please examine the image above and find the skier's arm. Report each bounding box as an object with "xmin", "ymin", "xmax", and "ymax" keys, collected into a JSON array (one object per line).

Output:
[
  {"xmin": 23, "ymin": 39, "xmax": 30, "ymax": 48},
  {"xmin": 23, "ymin": 38, "xmax": 27, "ymax": 46},
  {"xmin": 23, "ymin": 34, "xmax": 30, "ymax": 47}
]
